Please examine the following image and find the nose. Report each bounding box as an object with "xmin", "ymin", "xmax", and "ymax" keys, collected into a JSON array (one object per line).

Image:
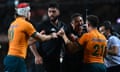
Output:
[{"xmin": 49, "ymin": 12, "xmax": 54, "ymax": 16}]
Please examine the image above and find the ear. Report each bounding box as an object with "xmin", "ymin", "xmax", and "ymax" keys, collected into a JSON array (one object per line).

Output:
[
  {"xmin": 57, "ymin": 9, "xmax": 60, "ymax": 15},
  {"xmin": 108, "ymin": 29, "xmax": 111, "ymax": 33},
  {"xmin": 71, "ymin": 23, "xmax": 74, "ymax": 28},
  {"xmin": 88, "ymin": 23, "xmax": 91, "ymax": 27}
]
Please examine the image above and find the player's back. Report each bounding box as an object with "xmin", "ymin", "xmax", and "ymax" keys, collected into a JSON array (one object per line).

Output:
[
  {"xmin": 83, "ymin": 29, "xmax": 107, "ymax": 63},
  {"xmin": 8, "ymin": 17, "xmax": 34, "ymax": 58}
]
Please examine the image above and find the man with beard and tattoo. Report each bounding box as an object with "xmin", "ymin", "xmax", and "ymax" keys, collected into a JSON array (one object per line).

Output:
[
  {"xmin": 30, "ymin": 2, "xmax": 71, "ymax": 72},
  {"xmin": 62, "ymin": 13, "xmax": 84, "ymax": 72}
]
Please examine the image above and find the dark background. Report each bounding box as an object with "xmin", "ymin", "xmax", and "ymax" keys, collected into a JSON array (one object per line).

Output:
[{"xmin": 0, "ymin": 0, "xmax": 120, "ymax": 72}]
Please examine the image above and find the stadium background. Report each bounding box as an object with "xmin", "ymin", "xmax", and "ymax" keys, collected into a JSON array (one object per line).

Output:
[{"xmin": 0, "ymin": 0, "xmax": 120, "ymax": 72}]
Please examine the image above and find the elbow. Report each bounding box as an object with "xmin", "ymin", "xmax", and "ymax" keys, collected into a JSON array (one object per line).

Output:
[
  {"xmin": 28, "ymin": 39, "xmax": 36, "ymax": 45},
  {"xmin": 112, "ymin": 51, "xmax": 118, "ymax": 56},
  {"xmin": 108, "ymin": 46, "xmax": 119, "ymax": 56},
  {"xmin": 108, "ymin": 50, "xmax": 118, "ymax": 56}
]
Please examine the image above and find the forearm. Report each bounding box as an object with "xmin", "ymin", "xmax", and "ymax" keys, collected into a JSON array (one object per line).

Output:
[
  {"xmin": 29, "ymin": 44, "xmax": 41, "ymax": 57},
  {"xmin": 107, "ymin": 46, "xmax": 118, "ymax": 56},
  {"xmin": 29, "ymin": 44, "xmax": 43, "ymax": 64},
  {"xmin": 63, "ymin": 34, "xmax": 80, "ymax": 53},
  {"xmin": 34, "ymin": 32, "xmax": 53, "ymax": 42},
  {"xmin": 107, "ymin": 49, "xmax": 117, "ymax": 56}
]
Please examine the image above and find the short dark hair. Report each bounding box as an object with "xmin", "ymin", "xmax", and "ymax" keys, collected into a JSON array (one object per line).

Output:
[
  {"xmin": 103, "ymin": 20, "xmax": 114, "ymax": 32},
  {"xmin": 48, "ymin": 2, "xmax": 59, "ymax": 9},
  {"xmin": 103, "ymin": 20, "xmax": 111, "ymax": 29},
  {"xmin": 87, "ymin": 15, "xmax": 99, "ymax": 27},
  {"xmin": 71, "ymin": 13, "xmax": 82, "ymax": 21}
]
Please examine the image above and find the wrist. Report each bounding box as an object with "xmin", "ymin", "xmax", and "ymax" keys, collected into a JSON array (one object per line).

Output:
[
  {"xmin": 63, "ymin": 35, "xmax": 71, "ymax": 44},
  {"xmin": 35, "ymin": 55, "xmax": 41, "ymax": 58},
  {"xmin": 50, "ymin": 33, "xmax": 54, "ymax": 39}
]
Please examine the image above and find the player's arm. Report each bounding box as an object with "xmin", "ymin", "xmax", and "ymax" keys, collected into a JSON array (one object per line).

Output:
[
  {"xmin": 58, "ymin": 28, "xmax": 82, "ymax": 53},
  {"xmin": 107, "ymin": 38, "xmax": 119, "ymax": 56},
  {"xmin": 28, "ymin": 32, "xmax": 57, "ymax": 45},
  {"xmin": 31, "ymin": 31, "xmax": 57, "ymax": 42},
  {"xmin": 25, "ymin": 22, "xmax": 57, "ymax": 45},
  {"xmin": 28, "ymin": 30, "xmax": 58, "ymax": 45},
  {"xmin": 29, "ymin": 43, "xmax": 43, "ymax": 64},
  {"xmin": 107, "ymin": 46, "xmax": 118, "ymax": 56},
  {"xmin": 63, "ymin": 34, "xmax": 81, "ymax": 53}
]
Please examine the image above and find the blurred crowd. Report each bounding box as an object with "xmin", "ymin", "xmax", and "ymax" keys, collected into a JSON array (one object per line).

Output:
[{"xmin": 0, "ymin": 0, "xmax": 120, "ymax": 72}]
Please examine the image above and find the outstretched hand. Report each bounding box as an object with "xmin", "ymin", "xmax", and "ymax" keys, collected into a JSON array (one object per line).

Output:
[
  {"xmin": 57, "ymin": 28, "xmax": 65, "ymax": 37},
  {"xmin": 35, "ymin": 55, "xmax": 43, "ymax": 64},
  {"xmin": 39, "ymin": 30, "xmax": 45, "ymax": 35},
  {"xmin": 51, "ymin": 32, "xmax": 58, "ymax": 38}
]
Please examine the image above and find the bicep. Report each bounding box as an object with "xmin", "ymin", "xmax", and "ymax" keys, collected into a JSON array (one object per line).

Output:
[{"xmin": 24, "ymin": 23, "xmax": 36, "ymax": 37}]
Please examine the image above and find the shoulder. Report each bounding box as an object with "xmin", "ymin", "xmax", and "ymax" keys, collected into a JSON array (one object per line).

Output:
[
  {"xmin": 84, "ymin": 32, "xmax": 91, "ymax": 37},
  {"xmin": 100, "ymin": 33, "xmax": 106, "ymax": 40},
  {"xmin": 109, "ymin": 36, "xmax": 119, "ymax": 41},
  {"xmin": 109, "ymin": 36, "xmax": 117, "ymax": 39},
  {"xmin": 24, "ymin": 21, "xmax": 33, "ymax": 27},
  {"xmin": 80, "ymin": 33, "xmax": 90, "ymax": 39}
]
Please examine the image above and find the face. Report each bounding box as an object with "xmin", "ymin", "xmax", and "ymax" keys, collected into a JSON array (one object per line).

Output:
[
  {"xmin": 85, "ymin": 20, "xmax": 90, "ymax": 32},
  {"xmin": 72, "ymin": 16, "xmax": 84, "ymax": 31},
  {"xmin": 99, "ymin": 26, "xmax": 105, "ymax": 34},
  {"xmin": 72, "ymin": 16, "xmax": 84, "ymax": 27},
  {"xmin": 48, "ymin": 8, "xmax": 60, "ymax": 21},
  {"xmin": 104, "ymin": 29, "xmax": 110, "ymax": 38}
]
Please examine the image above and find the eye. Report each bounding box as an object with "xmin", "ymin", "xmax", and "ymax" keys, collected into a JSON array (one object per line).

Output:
[
  {"xmin": 79, "ymin": 20, "xmax": 82, "ymax": 22},
  {"xmin": 52, "ymin": 11, "xmax": 56, "ymax": 13}
]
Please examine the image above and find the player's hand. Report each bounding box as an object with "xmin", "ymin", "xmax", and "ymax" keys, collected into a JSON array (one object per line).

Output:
[
  {"xmin": 39, "ymin": 30, "xmax": 45, "ymax": 35},
  {"xmin": 35, "ymin": 55, "xmax": 43, "ymax": 64},
  {"xmin": 51, "ymin": 32, "xmax": 58, "ymax": 38},
  {"xmin": 70, "ymin": 34, "xmax": 78, "ymax": 41},
  {"xmin": 57, "ymin": 28, "xmax": 65, "ymax": 37}
]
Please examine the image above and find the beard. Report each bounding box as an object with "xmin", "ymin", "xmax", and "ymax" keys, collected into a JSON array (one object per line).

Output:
[
  {"xmin": 74, "ymin": 24, "xmax": 81, "ymax": 32},
  {"xmin": 49, "ymin": 16, "xmax": 59, "ymax": 22}
]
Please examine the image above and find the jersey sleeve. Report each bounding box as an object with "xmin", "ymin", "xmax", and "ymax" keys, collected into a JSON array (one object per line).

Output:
[
  {"xmin": 24, "ymin": 22, "xmax": 36, "ymax": 37},
  {"xmin": 111, "ymin": 37, "xmax": 120, "ymax": 47},
  {"xmin": 77, "ymin": 33, "xmax": 88, "ymax": 45}
]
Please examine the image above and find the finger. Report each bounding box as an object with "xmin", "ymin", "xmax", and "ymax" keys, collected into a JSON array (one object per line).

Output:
[
  {"xmin": 40, "ymin": 60, "xmax": 43, "ymax": 64},
  {"xmin": 38, "ymin": 58, "xmax": 43, "ymax": 64},
  {"xmin": 40, "ymin": 30, "xmax": 45, "ymax": 34},
  {"xmin": 35, "ymin": 60, "xmax": 39, "ymax": 64},
  {"xmin": 36, "ymin": 60, "xmax": 41, "ymax": 64}
]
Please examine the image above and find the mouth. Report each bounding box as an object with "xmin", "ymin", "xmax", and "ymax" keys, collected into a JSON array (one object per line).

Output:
[{"xmin": 50, "ymin": 16, "xmax": 54, "ymax": 19}]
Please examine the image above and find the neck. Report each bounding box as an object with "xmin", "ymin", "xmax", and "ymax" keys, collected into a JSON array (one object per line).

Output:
[
  {"xmin": 51, "ymin": 19, "xmax": 58, "ymax": 25},
  {"xmin": 92, "ymin": 28, "xmax": 97, "ymax": 30},
  {"xmin": 17, "ymin": 16, "xmax": 26, "ymax": 20},
  {"xmin": 107, "ymin": 33, "xmax": 111, "ymax": 38},
  {"xmin": 89, "ymin": 27, "xmax": 97, "ymax": 32}
]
